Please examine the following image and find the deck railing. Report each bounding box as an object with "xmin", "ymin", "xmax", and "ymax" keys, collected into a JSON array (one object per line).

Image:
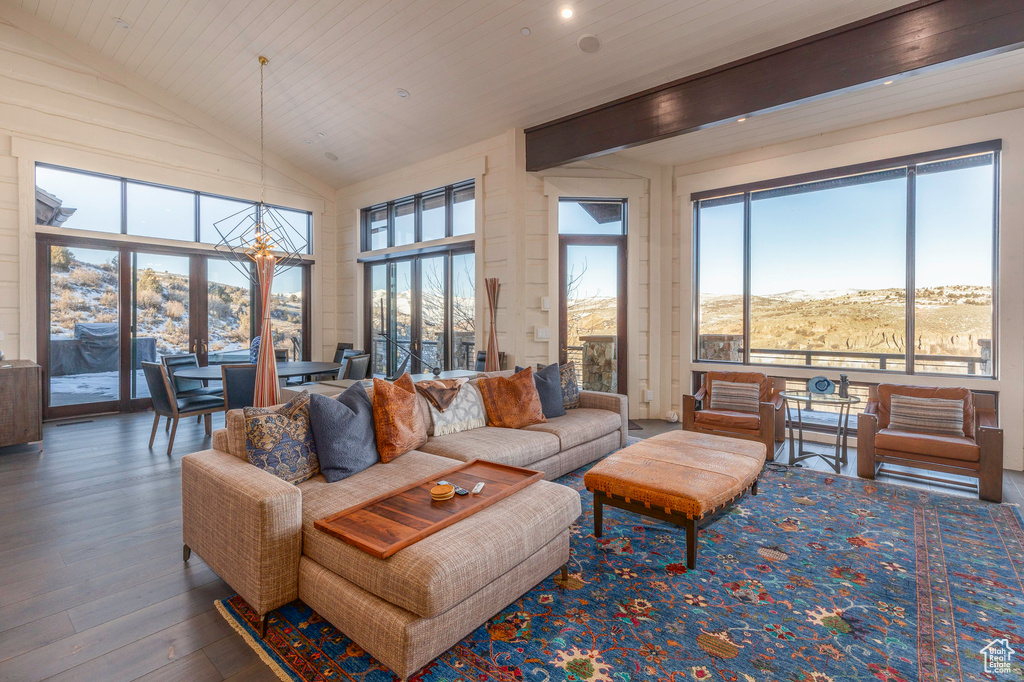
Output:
[{"xmin": 748, "ymin": 347, "xmax": 987, "ymax": 375}]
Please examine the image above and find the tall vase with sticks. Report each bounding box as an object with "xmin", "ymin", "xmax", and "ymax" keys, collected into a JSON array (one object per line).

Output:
[{"xmin": 484, "ymin": 278, "xmax": 500, "ymax": 372}]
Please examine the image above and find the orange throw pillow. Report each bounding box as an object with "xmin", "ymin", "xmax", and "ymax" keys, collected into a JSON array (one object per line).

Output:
[
  {"xmin": 372, "ymin": 374, "xmax": 428, "ymax": 463},
  {"xmin": 478, "ymin": 366, "xmax": 547, "ymax": 429}
]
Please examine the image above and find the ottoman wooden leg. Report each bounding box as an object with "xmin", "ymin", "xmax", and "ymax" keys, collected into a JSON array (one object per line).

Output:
[
  {"xmin": 594, "ymin": 494, "xmax": 604, "ymax": 538},
  {"xmin": 685, "ymin": 518, "xmax": 697, "ymax": 569},
  {"xmin": 752, "ymin": 480, "xmax": 758, "ymax": 496}
]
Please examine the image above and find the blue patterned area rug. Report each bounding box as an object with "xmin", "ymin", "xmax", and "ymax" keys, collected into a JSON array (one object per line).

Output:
[{"xmin": 216, "ymin": 463, "xmax": 1024, "ymax": 682}]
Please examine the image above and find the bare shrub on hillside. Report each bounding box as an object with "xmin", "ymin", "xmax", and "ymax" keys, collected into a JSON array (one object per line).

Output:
[
  {"xmin": 69, "ymin": 267, "xmax": 102, "ymax": 288},
  {"xmin": 137, "ymin": 289, "xmax": 163, "ymax": 310},
  {"xmin": 100, "ymin": 288, "xmax": 118, "ymax": 309},
  {"xmin": 165, "ymin": 300, "xmax": 185, "ymax": 320}
]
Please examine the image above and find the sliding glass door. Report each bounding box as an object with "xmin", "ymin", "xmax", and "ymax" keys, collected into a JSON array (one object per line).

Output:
[
  {"xmin": 46, "ymin": 245, "xmax": 121, "ymax": 411},
  {"xmin": 131, "ymin": 253, "xmax": 193, "ymax": 398},
  {"xmin": 39, "ymin": 235, "xmax": 309, "ymax": 419}
]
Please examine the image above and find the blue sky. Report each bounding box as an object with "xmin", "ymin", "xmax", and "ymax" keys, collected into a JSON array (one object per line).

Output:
[
  {"xmin": 699, "ymin": 163, "xmax": 994, "ymax": 296},
  {"xmin": 559, "ymin": 201, "xmax": 623, "ymax": 299}
]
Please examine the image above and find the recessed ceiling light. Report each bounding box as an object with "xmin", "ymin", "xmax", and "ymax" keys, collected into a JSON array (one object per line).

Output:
[
  {"xmin": 304, "ymin": 138, "xmax": 312, "ymax": 144},
  {"xmin": 737, "ymin": 117, "xmax": 747, "ymax": 122},
  {"xmin": 395, "ymin": 88, "xmax": 410, "ymax": 99},
  {"xmin": 884, "ymin": 80, "xmax": 894, "ymax": 85},
  {"xmin": 317, "ymin": 132, "xmax": 325, "ymax": 138},
  {"xmin": 521, "ymin": 27, "xmax": 531, "ymax": 36},
  {"xmin": 560, "ymin": 6, "xmax": 574, "ymax": 19},
  {"xmin": 114, "ymin": 17, "xmax": 132, "ymax": 30},
  {"xmin": 324, "ymin": 152, "xmax": 339, "ymax": 162}
]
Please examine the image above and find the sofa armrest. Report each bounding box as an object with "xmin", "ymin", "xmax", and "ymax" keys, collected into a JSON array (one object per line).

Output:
[
  {"xmin": 579, "ymin": 390, "xmax": 628, "ymax": 448},
  {"xmin": 863, "ymin": 400, "xmax": 880, "ymax": 416},
  {"xmin": 693, "ymin": 385, "xmax": 707, "ymax": 403},
  {"xmin": 181, "ymin": 449, "xmax": 302, "ymax": 616},
  {"xmin": 212, "ymin": 428, "xmax": 229, "ymax": 452}
]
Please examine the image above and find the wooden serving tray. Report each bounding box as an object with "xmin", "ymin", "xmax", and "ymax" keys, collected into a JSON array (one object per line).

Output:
[{"xmin": 314, "ymin": 459, "xmax": 544, "ymax": 559}]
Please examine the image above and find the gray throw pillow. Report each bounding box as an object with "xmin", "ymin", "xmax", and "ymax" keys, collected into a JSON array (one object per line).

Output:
[
  {"xmin": 516, "ymin": 363, "xmax": 567, "ymax": 419},
  {"xmin": 308, "ymin": 384, "xmax": 379, "ymax": 483}
]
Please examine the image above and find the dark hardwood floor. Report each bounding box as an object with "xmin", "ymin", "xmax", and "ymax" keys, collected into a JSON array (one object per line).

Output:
[
  {"xmin": 0, "ymin": 413, "xmax": 1020, "ymax": 681},
  {"xmin": 0, "ymin": 411, "xmax": 280, "ymax": 682}
]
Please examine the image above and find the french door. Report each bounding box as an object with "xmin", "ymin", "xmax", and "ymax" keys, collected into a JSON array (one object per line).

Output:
[
  {"xmin": 364, "ymin": 249, "xmax": 475, "ymax": 377},
  {"xmin": 37, "ymin": 234, "xmax": 308, "ymax": 419}
]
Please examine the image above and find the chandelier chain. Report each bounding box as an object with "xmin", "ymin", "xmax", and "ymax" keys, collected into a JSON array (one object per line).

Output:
[{"xmin": 259, "ymin": 56, "xmax": 266, "ymax": 205}]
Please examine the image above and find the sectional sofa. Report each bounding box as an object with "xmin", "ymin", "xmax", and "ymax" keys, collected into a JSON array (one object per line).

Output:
[{"xmin": 180, "ymin": 374, "xmax": 627, "ymax": 680}]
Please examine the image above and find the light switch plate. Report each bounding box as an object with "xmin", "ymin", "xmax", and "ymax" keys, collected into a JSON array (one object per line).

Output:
[
  {"xmin": 540, "ymin": 297, "xmax": 550, "ymax": 311},
  {"xmin": 535, "ymin": 326, "xmax": 550, "ymax": 340},
  {"xmin": 0, "ymin": 331, "xmax": 5, "ymax": 341},
  {"xmin": 644, "ymin": 389, "xmax": 654, "ymax": 402}
]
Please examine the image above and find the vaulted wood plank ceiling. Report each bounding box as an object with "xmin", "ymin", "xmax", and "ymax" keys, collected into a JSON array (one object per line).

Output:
[{"xmin": 14, "ymin": 0, "xmax": 920, "ymax": 185}]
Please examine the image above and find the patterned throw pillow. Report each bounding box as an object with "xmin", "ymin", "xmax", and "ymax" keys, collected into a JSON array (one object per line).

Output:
[
  {"xmin": 244, "ymin": 391, "xmax": 319, "ymax": 484},
  {"xmin": 478, "ymin": 366, "xmax": 547, "ymax": 429},
  {"xmin": 372, "ymin": 374, "xmax": 428, "ymax": 462},
  {"xmin": 560, "ymin": 362, "xmax": 581, "ymax": 410},
  {"xmin": 428, "ymin": 383, "xmax": 487, "ymax": 436},
  {"xmin": 889, "ymin": 394, "xmax": 965, "ymax": 436},
  {"xmin": 709, "ymin": 380, "xmax": 760, "ymax": 413}
]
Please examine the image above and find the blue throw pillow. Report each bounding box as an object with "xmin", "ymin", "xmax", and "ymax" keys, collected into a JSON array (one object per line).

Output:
[
  {"xmin": 308, "ymin": 383, "xmax": 379, "ymax": 483},
  {"xmin": 516, "ymin": 363, "xmax": 567, "ymax": 419}
]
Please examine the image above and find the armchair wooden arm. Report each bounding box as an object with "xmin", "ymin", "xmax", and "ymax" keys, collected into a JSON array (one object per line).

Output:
[{"xmin": 856, "ymin": 411, "xmax": 878, "ymax": 479}]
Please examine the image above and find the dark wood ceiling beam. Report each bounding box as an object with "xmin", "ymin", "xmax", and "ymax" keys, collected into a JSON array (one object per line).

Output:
[{"xmin": 524, "ymin": 0, "xmax": 1024, "ymax": 171}]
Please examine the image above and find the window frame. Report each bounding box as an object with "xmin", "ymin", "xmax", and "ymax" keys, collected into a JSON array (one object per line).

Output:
[
  {"xmin": 361, "ymin": 180, "xmax": 475, "ymax": 252},
  {"xmin": 34, "ymin": 162, "xmax": 314, "ymax": 254},
  {"xmin": 691, "ymin": 140, "xmax": 1000, "ymax": 379}
]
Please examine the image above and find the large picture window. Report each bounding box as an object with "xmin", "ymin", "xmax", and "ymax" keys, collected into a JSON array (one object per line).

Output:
[
  {"xmin": 693, "ymin": 142, "xmax": 998, "ymax": 377},
  {"xmin": 361, "ymin": 180, "xmax": 474, "ymax": 251}
]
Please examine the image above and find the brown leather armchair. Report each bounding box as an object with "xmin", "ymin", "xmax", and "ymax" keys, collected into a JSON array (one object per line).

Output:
[
  {"xmin": 857, "ymin": 384, "xmax": 1003, "ymax": 502},
  {"xmin": 682, "ymin": 371, "xmax": 784, "ymax": 461}
]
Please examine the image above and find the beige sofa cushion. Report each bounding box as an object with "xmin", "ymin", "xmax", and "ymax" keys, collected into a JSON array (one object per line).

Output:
[
  {"xmin": 525, "ymin": 408, "xmax": 622, "ymax": 450},
  {"xmin": 419, "ymin": 426, "xmax": 560, "ymax": 467},
  {"xmin": 301, "ymin": 462, "xmax": 580, "ymax": 618}
]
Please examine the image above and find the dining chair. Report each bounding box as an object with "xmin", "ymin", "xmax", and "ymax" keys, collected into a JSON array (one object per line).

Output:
[
  {"xmin": 274, "ymin": 348, "xmax": 288, "ymax": 362},
  {"xmin": 220, "ymin": 364, "xmax": 258, "ymax": 411},
  {"xmin": 143, "ymin": 362, "xmax": 225, "ymax": 456},
  {"xmin": 333, "ymin": 347, "xmax": 363, "ymax": 364},
  {"xmin": 162, "ymin": 354, "xmax": 223, "ymax": 398},
  {"xmin": 342, "ymin": 354, "xmax": 371, "ymax": 380}
]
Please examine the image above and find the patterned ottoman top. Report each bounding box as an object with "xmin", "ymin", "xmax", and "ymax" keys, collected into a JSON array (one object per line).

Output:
[{"xmin": 584, "ymin": 430, "xmax": 766, "ymax": 518}]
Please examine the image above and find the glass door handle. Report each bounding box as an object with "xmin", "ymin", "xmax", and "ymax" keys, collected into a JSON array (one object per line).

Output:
[
  {"xmin": 202, "ymin": 341, "xmax": 208, "ymax": 353},
  {"xmin": 191, "ymin": 340, "xmax": 197, "ymax": 353}
]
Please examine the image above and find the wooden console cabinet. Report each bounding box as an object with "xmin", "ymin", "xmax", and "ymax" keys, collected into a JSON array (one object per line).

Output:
[{"xmin": 0, "ymin": 360, "xmax": 43, "ymax": 448}]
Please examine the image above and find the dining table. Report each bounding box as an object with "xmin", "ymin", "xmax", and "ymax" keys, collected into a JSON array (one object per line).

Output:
[{"xmin": 174, "ymin": 361, "xmax": 341, "ymax": 382}]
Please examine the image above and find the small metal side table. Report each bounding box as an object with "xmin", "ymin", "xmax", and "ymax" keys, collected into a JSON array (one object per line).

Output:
[{"xmin": 779, "ymin": 390, "xmax": 861, "ymax": 473}]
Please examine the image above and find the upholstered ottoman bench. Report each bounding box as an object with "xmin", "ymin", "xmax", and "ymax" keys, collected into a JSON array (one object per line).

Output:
[{"xmin": 584, "ymin": 430, "xmax": 765, "ymax": 568}]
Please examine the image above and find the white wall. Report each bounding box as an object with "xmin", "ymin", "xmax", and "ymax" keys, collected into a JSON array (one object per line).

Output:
[
  {"xmin": 0, "ymin": 15, "xmax": 339, "ymax": 364},
  {"xmin": 672, "ymin": 106, "xmax": 1024, "ymax": 470}
]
